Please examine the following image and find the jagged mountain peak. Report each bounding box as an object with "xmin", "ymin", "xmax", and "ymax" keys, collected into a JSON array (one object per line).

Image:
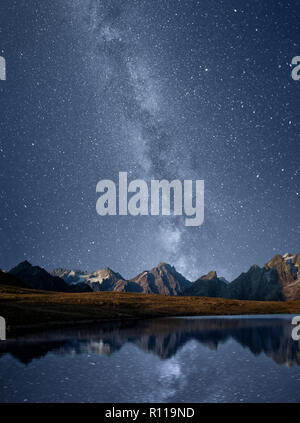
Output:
[
  {"xmin": 248, "ymin": 264, "xmax": 261, "ymax": 272},
  {"xmin": 227, "ymin": 252, "xmax": 300, "ymax": 301},
  {"xmin": 265, "ymin": 254, "xmax": 288, "ymax": 269},
  {"xmin": 103, "ymin": 266, "xmax": 122, "ymax": 275},
  {"xmin": 90, "ymin": 267, "xmax": 125, "ymax": 281},
  {"xmin": 156, "ymin": 262, "xmax": 175, "ymax": 272},
  {"xmin": 283, "ymin": 252, "xmax": 294, "ymax": 259},
  {"xmin": 130, "ymin": 262, "xmax": 191, "ymax": 295},
  {"xmin": 200, "ymin": 270, "xmax": 218, "ymax": 280},
  {"xmin": 9, "ymin": 260, "xmax": 71, "ymax": 292},
  {"xmin": 11, "ymin": 260, "xmax": 33, "ymax": 271},
  {"xmin": 51, "ymin": 268, "xmax": 71, "ymax": 278},
  {"xmin": 184, "ymin": 270, "xmax": 227, "ymax": 298}
]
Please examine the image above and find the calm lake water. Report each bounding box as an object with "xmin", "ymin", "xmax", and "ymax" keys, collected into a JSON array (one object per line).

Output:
[{"xmin": 1, "ymin": 314, "xmax": 300, "ymax": 403}]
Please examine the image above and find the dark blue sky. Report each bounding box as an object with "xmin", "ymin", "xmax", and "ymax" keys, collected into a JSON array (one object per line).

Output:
[{"xmin": 0, "ymin": 0, "xmax": 299, "ymax": 281}]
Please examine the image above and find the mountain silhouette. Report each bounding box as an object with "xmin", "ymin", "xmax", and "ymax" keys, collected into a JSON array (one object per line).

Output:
[{"xmin": 1, "ymin": 316, "xmax": 298, "ymax": 367}]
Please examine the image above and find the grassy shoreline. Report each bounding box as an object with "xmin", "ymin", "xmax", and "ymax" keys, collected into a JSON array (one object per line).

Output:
[{"xmin": 1, "ymin": 284, "xmax": 300, "ymax": 335}]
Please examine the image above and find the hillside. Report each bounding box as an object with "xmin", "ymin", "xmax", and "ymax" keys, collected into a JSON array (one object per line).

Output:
[{"xmin": 1, "ymin": 284, "xmax": 300, "ymax": 335}]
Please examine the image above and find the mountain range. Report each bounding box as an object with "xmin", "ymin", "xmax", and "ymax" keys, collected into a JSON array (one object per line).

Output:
[
  {"xmin": 51, "ymin": 262, "xmax": 191, "ymax": 295},
  {"xmin": 3, "ymin": 261, "xmax": 92, "ymax": 293},
  {"xmin": 1, "ymin": 252, "xmax": 300, "ymax": 301}
]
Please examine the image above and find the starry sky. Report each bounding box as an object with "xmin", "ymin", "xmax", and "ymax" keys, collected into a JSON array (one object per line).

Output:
[{"xmin": 0, "ymin": 0, "xmax": 299, "ymax": 281}]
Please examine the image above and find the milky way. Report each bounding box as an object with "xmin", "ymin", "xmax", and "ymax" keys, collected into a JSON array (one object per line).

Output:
[{"xmin": 0, "ymin": 0, "xmax": 299, "ymax": 281}]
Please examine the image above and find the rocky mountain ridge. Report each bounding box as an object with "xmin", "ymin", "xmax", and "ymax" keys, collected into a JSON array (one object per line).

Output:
[
  {"xmin": 2, "ymin": 251, "xmax": 300, "ymax": 300},
  {"xmin": 9, "ymin": 261, "xmax": 92, "ymax": 293},
  {"xmin": 185, "ymin": 252, "xmax": 300, "ymax": 301}
]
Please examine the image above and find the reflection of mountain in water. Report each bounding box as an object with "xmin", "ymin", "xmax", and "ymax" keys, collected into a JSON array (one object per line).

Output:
[{"xmin": 0, "ymin": 317, "xmax": 299, "ymax": 366}]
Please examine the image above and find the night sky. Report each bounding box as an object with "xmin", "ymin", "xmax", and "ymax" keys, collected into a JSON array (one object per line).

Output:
[{"xmin": 0, "ymin": 0, "xmax": 299, "ymax": 281}]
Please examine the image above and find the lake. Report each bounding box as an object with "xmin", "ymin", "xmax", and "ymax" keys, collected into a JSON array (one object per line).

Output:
[{"xmin": 1, "ymin": 314, "xmax": 300, "ymax": 403}]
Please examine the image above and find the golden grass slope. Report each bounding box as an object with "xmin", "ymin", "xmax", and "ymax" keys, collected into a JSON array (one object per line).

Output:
[{"xmin": 1, "ymin": 284, "xmax": 300, "ymax": 334}]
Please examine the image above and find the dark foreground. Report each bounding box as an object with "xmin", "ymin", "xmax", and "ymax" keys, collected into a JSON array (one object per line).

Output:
[{"xmin": 2, "ymin": 284, "xmax": 300, "ymax": 334}]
